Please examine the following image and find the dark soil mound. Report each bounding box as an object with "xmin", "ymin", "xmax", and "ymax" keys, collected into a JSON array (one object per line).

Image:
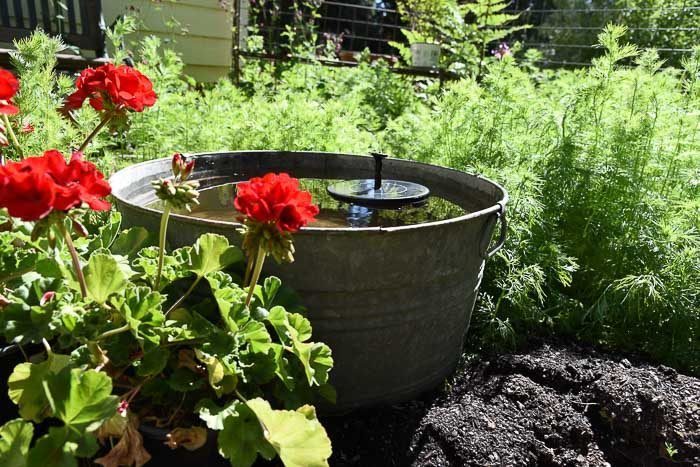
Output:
[{"xmin": 324, "ymin": 344, "xmax": 700, "ymax": 467}]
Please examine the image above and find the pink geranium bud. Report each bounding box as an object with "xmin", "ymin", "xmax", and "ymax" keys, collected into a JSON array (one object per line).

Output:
[
  {"xmin": 181, "ymin": 159, "xmax": 195, "ymax": 180},
  {"xmin": 172, "ymin": 153, "xmax": 183, "ymax": 177},
  {"xmin": 0, "ymin": 294, "xmax": 9, "ymax": 307},
  {"xmin": 71, "ymin": 218, "xmax": 89, "ymax": 238},
  {"xmin": 117, "ymin": 399, "xmax": 129, "ymax": 416},
  {"xmin": 40, "ymin": 291, "xmax": 56, "ymax": 306}
]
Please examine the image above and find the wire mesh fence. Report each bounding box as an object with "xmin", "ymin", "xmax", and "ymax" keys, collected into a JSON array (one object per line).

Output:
[
  {"xmin": 505, "ymin": 1, "xmax": 700, "ymax": 67},
  {"xmin": 235, "ymin": 0, "xmax": 700, "ymax": 70},
  {"xmin": 238, "ymin": 1, "xmax": 403, "ymax": 57}
]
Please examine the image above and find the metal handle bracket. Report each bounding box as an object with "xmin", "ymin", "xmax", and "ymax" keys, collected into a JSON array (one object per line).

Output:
[{"xmin": 480, "ymin": 201, "xmax": 507, "ymax": 259}]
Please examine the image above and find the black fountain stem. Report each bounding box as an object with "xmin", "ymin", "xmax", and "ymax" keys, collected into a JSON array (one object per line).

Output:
[{"xmin": 371, "ymin": 152, "xmax": 388, "ymax": 190}]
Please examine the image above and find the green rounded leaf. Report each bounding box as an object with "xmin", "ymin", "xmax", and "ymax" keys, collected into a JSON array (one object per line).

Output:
[
  {"xmin": 47, "ymin": 368, "xmax": 118, "ymax": 431},
  {"xmin": 187, "ymin": 234, "xmax": 243, "ymax": 278},
  {"xmin": 0, "ymin": 419, "xmax": 34, "ymax": 467},
  {"xmin": 83, "ymin": 253, "xmax": 129, "ymax": 305},
  {"xmin": 136, "ymin": 347, "xmax": 170, "ymax": 377},
  {"xmin": 8, "ymin": 354, "xmax": 71, "ymax": 422}
]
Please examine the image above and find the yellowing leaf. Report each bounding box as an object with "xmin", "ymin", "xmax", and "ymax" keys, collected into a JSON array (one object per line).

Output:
[
  {"xmin": 165, "ymin": 427, "xmax": 207, "ymax": 451},
  {"xmin": 246, "ymin": 398, "xmax": 331, "ymax": 467}
]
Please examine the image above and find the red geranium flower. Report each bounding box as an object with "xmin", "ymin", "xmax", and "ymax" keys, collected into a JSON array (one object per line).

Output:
[
  {"xmin": 0, "ymin": 163, "xmax": 56, "ymax": 220},
  {"xmin": 43, "ymin": 150, "xmax": 112, "ymax": 211},
  {"xmin": 0, "ymin": 150, "xmax": 111, "ymax": 221},
  {"xmin": 234, "ymin": 173, "xmax": 319, "ymax": 233},
  {"xmin": 0, "ymin": 68, "xmax": 20, "ymax": 115},
  {"xmin": 65, "ymin": 63, "xmax": 157, "ymax": 113}
]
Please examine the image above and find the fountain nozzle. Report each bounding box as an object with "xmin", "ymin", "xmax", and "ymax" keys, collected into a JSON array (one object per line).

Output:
[{"xmin": 371, "ymin": 152, "xmax": 388, "ymax": 190}]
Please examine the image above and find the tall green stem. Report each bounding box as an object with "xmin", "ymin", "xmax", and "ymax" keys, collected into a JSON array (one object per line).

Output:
[
  {"xmin": 77, "ymin": 111, "xmax": 114, "ymax": 153},
  {"xmin": 57, "ymin": 220, "xmax": 87, "ymax": 299},
  {"xmin": 155, "ymin": 205, "xmax": 172, "ymax": 290},
  {"xmin": 165, "ymin": 276, "xmax": 202, "ymax": 315},
  {"xmin": 245, "ymin": 244, "xmax": 267, "ymax": 307},
  {"xmin": 243, "ymin": 251, "xmax": 255, "ymax": 287},
  {"xmin": 2, "ymin": 114, "xmax": 23, "ymax": 159},
  {"xmin": 94, "ymin": 323, "xmax": 130, "ymax": 341}
]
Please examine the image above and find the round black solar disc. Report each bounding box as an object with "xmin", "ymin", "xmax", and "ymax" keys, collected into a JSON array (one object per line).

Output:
[{"xmin": 327, "ymin": 179, "xmax": 430, "ymax": 209}]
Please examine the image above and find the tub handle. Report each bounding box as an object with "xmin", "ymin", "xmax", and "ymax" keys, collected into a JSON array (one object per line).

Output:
[{"xmin": 480, "ymin": 202, "xmax": 507, "ymax": 259}]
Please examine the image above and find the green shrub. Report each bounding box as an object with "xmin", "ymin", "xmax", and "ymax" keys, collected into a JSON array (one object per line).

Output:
[{"xmin": 385, "ymin": 26, "xmax": 700, "ymax": 372}]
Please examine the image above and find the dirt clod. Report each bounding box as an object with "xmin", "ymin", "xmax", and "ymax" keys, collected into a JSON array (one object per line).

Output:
[{"xmin": 324, "ymin": 344, "xmax": 700, "ymax": 466}]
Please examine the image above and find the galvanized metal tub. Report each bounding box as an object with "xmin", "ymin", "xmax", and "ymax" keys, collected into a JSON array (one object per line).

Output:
[{"xmin": 110, "ymin": 151, "xmax": 508, "ymax": 411}]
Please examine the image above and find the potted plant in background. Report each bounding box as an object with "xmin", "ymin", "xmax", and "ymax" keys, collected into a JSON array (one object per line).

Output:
[
  {"xmin": 0, "ymin": 41, "xmax": 334, "ymax": 467},
  {"xmin": 396, "ymin": 0, "xmax": 445, "ymax": 68}
]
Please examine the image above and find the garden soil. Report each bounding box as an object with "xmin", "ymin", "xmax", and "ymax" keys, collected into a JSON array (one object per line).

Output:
[{"xmin": 323, "ymin": 343, "xmax": 700, "ymax": 467}]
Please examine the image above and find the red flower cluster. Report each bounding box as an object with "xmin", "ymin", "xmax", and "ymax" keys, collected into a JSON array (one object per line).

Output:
[
  {"xmin": 234, "ymin": 173, "xmax": 319, "ymax": 233},
  {"xmin": 0, "ymin": 150, "xmax": 111, "ymax": 221},
  {"xmin": 0, "ymin": 68, "xmax": 19, "ymax": 115},
  {"xmin": 65, "ymin": 64, "xmax": 157, "ymax": 113}
]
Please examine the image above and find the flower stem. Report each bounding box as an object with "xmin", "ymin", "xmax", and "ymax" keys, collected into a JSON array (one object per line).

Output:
[
  {"xmin": 243, "ymin": 251, "xmax": 255, "ymax": 287},
  {"xmin": 42, "ymin": 338, "xmax": 52, "ymax": 356},
  {"xmin": 17, "ymin": 344, "xmax": 29, "ymax": 362},
  {"xmin": 57, "ymin": 219, "xmax": 87, "ymax": 299},
  {"xmin": 95, "ymin": 323, "xmax": 130, "ymax": 341},
  {"xmin": 245, "ymin": 243, "xmax": 267, "ymax": 307},
  {"xmin": 234, "ymin": 388, "xmax": 248, "ymax": 403},
  {"xmin": 165, "ymin": 275, "xmax": 202, "ymax": 315},
  {"xmin": 78, "ymin": 111, "xmax": 114, "ymax": 154},
  {"xmin": 2, "ymin": 114, "xmax": 23, "ymax": 159},
  {"xmin": 155, "ymin": 205, "xmax": 172, "ymax": 290}
]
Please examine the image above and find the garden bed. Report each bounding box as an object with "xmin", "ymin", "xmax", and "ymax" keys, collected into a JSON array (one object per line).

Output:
[{"xmin": 325, "ymin": 343, "xmax": 700, "ymax": 466}]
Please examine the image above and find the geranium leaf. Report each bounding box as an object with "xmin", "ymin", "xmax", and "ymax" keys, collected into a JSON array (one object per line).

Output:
[
  {"xmin": 136, "ymin": 347, "xmax": 170, "ymax": 377},
  {"xmin": 0, "ymin": 419, "xmax": 33, "ymax": 467},
  {"xmin": 26, "ymin": 426, "xmax": 98, "ymax": 467},
  {"xmin": 287, "ymin": 313, "xmax": 312, "ymax": 342},
  {"xmin": 196, "ymin": 399, "xmax": 238, "ymax": 431},
  {"xmin": 110, "ymin": 227, "xmax": 154, "ymax": 258},
  {"xmin": 83, "ymin": 253, "xmax": 129, "ymax": 305},
  {"xmin": 0, "ymin": 276, "xmax": 64, "ymax": 345},
  {"xmin": 253, "ymin": 276, "xmax": 305, "ymax": 313},
  {"xmin": 86, "ymin": 211, "xmax": 122, "ymax": 253},
  {"xmin": 266, "ymin": 307, "xmax": 332, "ymax": 387},
  {"xmin": 187, "ymin": 234, "xmax": 243, "ymax": 278},
  {"xmin": 271, "ymin": 343, "xmax": 295, "ymax": 391},
  {"xmin": 241, "ymin": 320, "xmax": 272, "ymax": 353},
  {"xmin": 166, "ymin": 368, "xmax": 205, "ymax": 392},
  {"xmin": 309, "ymin": 343, "xmax": 333, "ymax": 386},
  {"xmin": 47, "ymin": 368, "xmax": 118, "ymax": 431},
  {"xmin": 255, "ymin": 276, "xmax": 281, "ymax": 308},
  {"xmin": 195, "ymin": 349, "xmax": 237, "ymax": 397},
  {"xmin": 246, "ymin": 398, "xmax": 332, "ymax": 467},
  {"xmin": 27, "ymin": 428, "xmax": 77, "ymax": 467},
  {"xmin": 0, "ymin": 231, "xmax": 40, "ymax": 284},
  {"xmin": 132, "ymin": 246, "xmax": 190, "ymax": 290},
  {"xmin": 218, "ymin": 401, "xmax": 275, "ymax": 467},
  {"xmin": 206, "ymin": 271, "xmax": 249, "ymax": 332},
  {"xmin": 8, "ymin": 353, "xmax": 71, "ymax": 422},
  {"xmin": 111, "ymin": 286, "xmax": 165, "ymax": 347}
]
